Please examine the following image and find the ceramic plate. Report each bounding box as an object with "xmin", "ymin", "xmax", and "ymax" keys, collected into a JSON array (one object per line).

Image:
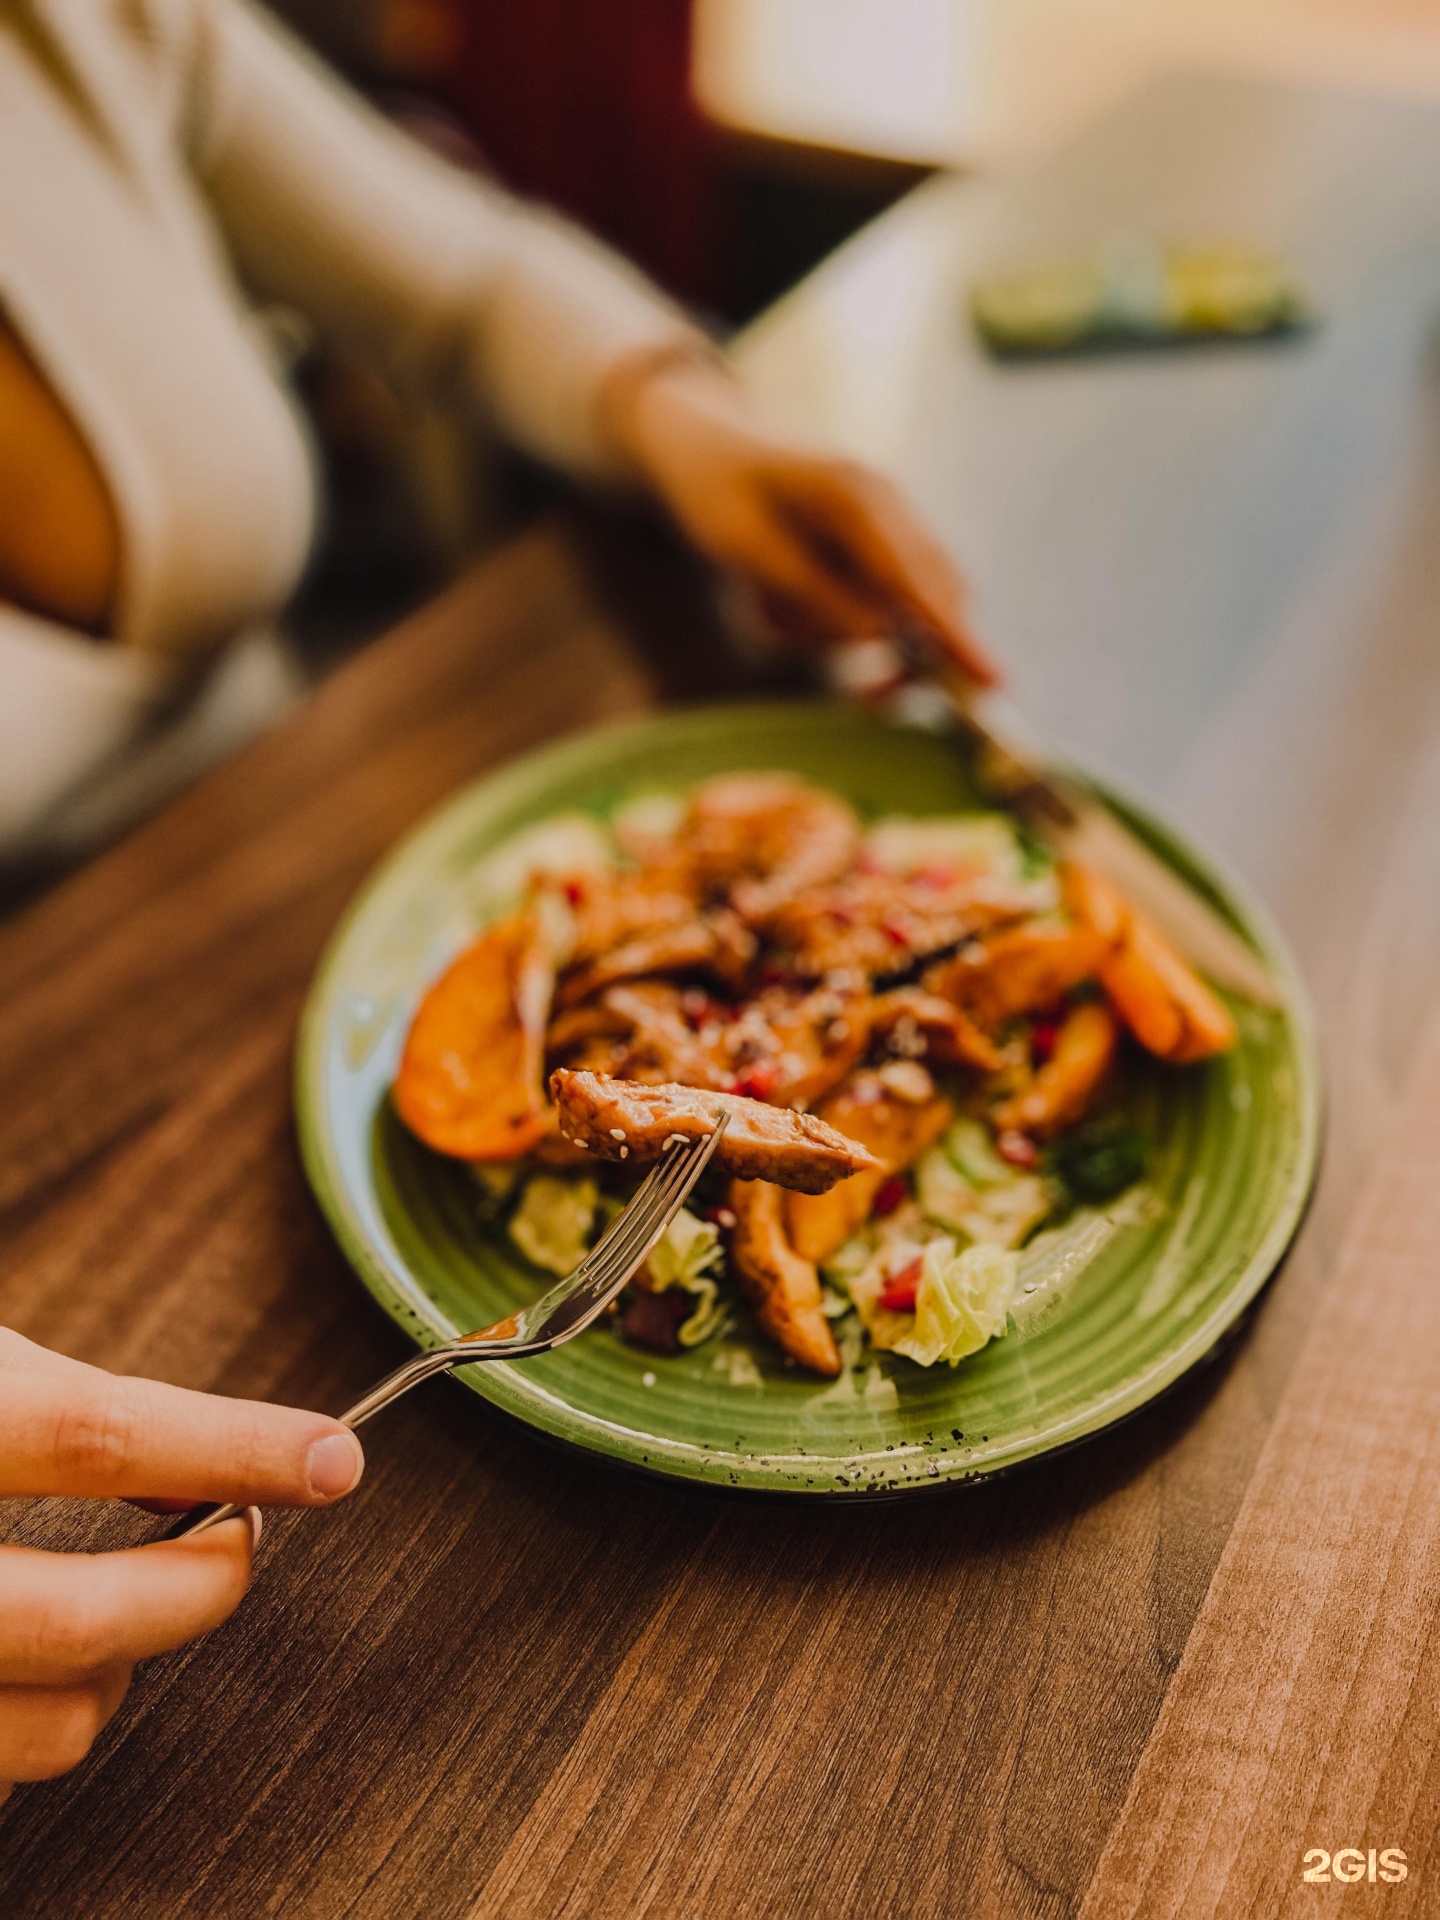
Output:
[{"xmin": 296, "ymin": 703, "xmax": 1319, "ymax": 1496}]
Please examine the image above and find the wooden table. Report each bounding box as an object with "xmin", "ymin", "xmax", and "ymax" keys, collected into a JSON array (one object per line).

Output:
[{"xmin": 7, "ymin": 74, "xmax": 1440, "ymax": 1920}]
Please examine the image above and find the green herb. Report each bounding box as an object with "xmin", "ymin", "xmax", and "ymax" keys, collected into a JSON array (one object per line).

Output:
[{"xmin": 1051, "ymin": 1116, "xmax": 1148, "ymax": 1204}]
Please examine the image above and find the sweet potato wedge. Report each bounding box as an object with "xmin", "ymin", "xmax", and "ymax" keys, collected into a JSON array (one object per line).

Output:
[
  {"xmin": 394, "ymin": 911, "xmax": 554, "ymax": 1160},
  {"xmin": 1065, "ymin": 865, "xmax": 1237, "ymax": 1063},
  {"xmin": 993, "ymin": 1001, "xmax": 1118, "ymax": 1138}
]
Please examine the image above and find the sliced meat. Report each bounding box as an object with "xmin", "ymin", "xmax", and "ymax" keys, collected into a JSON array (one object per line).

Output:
[
  {"xmin": 869, "ymin": 987, "xmax": 1008, "ymax": 1074},
  {"xmin": 563, "ymin": 870, "xmax": 698, "ymax": 966},
  {"xmin": 547, "ymin": 981, "xmax": 735, "ymax": 1090},
  {"xmin": 727, "ymin": 1178, "xmax": 841, "ymax": 1375},
  {"xmin": 548, "ymin": 1069, "xmax": 882, "ymax": 1194},
  {"xmin": 924, "ymin": 918, "xmax": 1108, "ymax": 1029},
  {"xmin": 684, "ymin": 772, "xmax": 860, "ymax": 923},
  {"xmin": 764, "ymin": 870, "xmax": 1038, "ymax": 982},
  {"xmin": 394, "ymin": 911, "xmax": 554, "ymax": 1160},
  {"xmin": 555, "ymin": 910, "xmax": 757, "ymax": 1010},
  {"xmin": 716, "ymin": 981, "xmax": 871, "ymax": 1109},
  {"xmin": 784, "ymin": 1071, "xmax": 953, "ymax": 1263}
]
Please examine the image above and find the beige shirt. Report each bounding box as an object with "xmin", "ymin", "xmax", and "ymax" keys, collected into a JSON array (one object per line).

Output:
[{"xmin": 0, "ymin": 0, "xmax": 700, "ymax": 853}]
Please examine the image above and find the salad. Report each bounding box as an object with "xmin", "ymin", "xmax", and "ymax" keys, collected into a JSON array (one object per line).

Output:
[{"xmin": 393, "ymin": 773, "xmax": 1236, "ymax": 1379}]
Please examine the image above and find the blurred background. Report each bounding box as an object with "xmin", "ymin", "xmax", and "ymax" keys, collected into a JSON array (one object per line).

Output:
[{"xmin": 269, "ymin": 0, "xmax": 1440, "ymax": 664}]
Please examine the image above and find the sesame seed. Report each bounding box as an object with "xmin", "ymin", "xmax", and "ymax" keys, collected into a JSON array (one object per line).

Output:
[
  {"xmin": 609, "ymin": 1128, "xmax": 626, "ymax": 1140},
  {"xmin": 619, "ymin": 1145, "xmax": 629, "ymax": 1158}
]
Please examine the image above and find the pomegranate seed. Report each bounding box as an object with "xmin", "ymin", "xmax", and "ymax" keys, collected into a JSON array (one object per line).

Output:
[
  {"xmin": 872, "ymin": 1176, "xmax": 908, "ymax": 1217},
  {"xmin": 562, "ymin": 878, "xmax": 586, "ymax": 905},
  {"xmin": 1030, "ymin": 1018, "xmax": 1061, "ymax": 1064},
  {"xmin": 997, "ymin": 1129, "xmax": 1039, "ymax": 1168},
  {"xmin": 680, "ymin": 988, "xmax": 710, "ymax": 1030},
  {"xmin": 737, "ymin": 1065, "xmax": 777, "ymax": 1101}
]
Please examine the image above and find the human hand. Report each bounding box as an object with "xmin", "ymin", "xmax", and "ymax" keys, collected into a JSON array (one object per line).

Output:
[
  {"xmin": 605, "ymin": 353, "xmax": 997, "ymax": 685},
  {"xmin": 0, "ymin": 1330, "xmax": 364, "ymax": 1799}
]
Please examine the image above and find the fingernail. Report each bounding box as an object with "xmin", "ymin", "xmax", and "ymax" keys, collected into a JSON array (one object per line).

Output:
[
  {"xmin": 248, "ymin": 1506, "xmax": 263, "ymax": 1547},
  {"xmin": 306, "ymin": 1431, "xmax": 364, "ymax": 1499}
]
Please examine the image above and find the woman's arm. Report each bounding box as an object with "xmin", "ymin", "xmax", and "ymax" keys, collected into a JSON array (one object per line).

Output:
[
  {"xmin": 189, "ymin": 1, "xmax": 993, "ymax": 677},
  {"xmin": 190, "ymin": 0, "xmax": 707, "ymax": 482}
]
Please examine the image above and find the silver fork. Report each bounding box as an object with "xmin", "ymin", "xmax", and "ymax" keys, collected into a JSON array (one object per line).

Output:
[{"xmin": 165, "ymin": 1117, "xmax": 728, "ymax": 1540}]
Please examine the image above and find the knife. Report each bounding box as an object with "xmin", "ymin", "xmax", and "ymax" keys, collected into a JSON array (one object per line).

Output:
[{"xmin": 841, "ymin": 636, "xmax": 1281, "ymax": 1008}]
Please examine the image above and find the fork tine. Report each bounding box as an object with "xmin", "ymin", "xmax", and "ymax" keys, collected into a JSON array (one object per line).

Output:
[
  {"xmin": 524, "ymin": 1120, "xmax": 728, "ymax": 1341},
  {"xmin": 570, "ymin": 1121, "xmax": 724, "ymax": 1289},
  {"xmin": 568, "ymin": 1138, "xmax": 714, "ymax": 1292}
]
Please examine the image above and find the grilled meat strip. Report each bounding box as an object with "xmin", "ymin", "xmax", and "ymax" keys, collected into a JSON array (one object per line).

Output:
[{"xmin": 548, "ymin": 1069, "xmax": 881, "ymax": 1194}]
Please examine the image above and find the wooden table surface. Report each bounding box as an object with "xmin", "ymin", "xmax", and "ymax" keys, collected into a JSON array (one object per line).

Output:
[
  {"xmin": 7, "ymin": 74, "xmax": 1440, "ymax": 1920},
  {"xmin": 0, "ymin": 496, "xmax": 1429, "ymax": 1920}
]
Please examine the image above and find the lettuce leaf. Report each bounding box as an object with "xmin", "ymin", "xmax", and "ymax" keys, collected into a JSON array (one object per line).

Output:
[
  {"xmin": 644, "ymin": 1207, "xmax": 727, "ymax": 1347},
  {"xmin": 894, "ymin": 1239, "xmax": 1020, "ymax": 1367},
  {"xmin": 508, "ymin": 1174, "xmax": 598, "ymax": 1276},
  {"xmin": 916, "ymin": 1142, "xmax": 1055, "ymax": 1249}
]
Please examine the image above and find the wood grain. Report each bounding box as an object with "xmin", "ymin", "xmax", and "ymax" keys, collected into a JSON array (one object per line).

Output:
[
  {"xmin": 1078, "ymin": 1006, "xmax": 1440, "ymax": 1918},
  {"xmin": 0, "ymin": 507, "xmax": 1427, "ymax": 1919}
]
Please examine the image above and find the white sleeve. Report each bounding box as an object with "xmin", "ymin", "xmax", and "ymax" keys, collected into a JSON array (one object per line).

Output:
[
  {"xmin": 0, "ymin": 605, "xmax": 170, "ymax": 857},
  {"xmin": 188, "ymin": 0, "xmax": 710, "ymax": 480}
]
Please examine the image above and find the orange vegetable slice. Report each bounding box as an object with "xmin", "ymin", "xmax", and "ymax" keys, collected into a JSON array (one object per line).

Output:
[{"xmin": 394, "ymin": 911, "xmax": 554, "ymax": 1160}]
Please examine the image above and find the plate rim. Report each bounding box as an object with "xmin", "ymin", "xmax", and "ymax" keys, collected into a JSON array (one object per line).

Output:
[{"xmin": 295, "ymin": 699, "xmax": 1321, "ymax": 1497}]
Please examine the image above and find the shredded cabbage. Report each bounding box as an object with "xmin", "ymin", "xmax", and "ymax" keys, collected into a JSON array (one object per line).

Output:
[
  {"xmin": 915, "ymin": 1147, "xmax": 1054, "ymax": 1248},
  {"xmin": 644, "ymin": 1207, "xmax": 727, "ymax": 1347},
  {"xmin": 508, "ymin": 1174, "xmax": 598, "ymax": 1277},
  {"xmin": 941, "ymin": 1117, "xmax": 1013, "ymax": 1187},
  {"xmin": 894, "ymin": 1239, "xmax": 1020, "ymax": 1367},
  {"xmin": 611, "ymin": 790, "xmax": 686, "ymax": 861},
  {"xmin": 863, "ymin": 813, "xmax": 1032, "ymax": 883},
  {"xmin": 712, "ymin": 1345, "xmax": 765, "ymax": 1388},
  {"xmin": 469, "ymin": 814, "xmax": 613, "ymax": 917}
]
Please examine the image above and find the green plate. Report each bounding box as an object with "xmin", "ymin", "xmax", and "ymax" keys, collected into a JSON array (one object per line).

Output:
[{"xmin": 296, "ymin": 703, "xmax": 1318, "ymax": 1496}]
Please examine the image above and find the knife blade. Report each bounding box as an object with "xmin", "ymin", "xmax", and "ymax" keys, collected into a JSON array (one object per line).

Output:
[{"xmin": 884, "ymin": 641, "xmax": 1282, "ymax": 1008}]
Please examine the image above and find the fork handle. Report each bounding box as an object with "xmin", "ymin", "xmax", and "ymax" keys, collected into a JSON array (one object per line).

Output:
[{"xmin": 162, "ymin": 1341, "xmax": 506, "ymax": 1541}]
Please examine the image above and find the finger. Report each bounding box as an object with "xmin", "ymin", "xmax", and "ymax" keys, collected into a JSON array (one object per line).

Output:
[
  {"xmin": 784, "ymin": 466, "xmax": 1000, "ymax": 684},
  {"xmin": 720, "ymin": 495, "xmax": 898, "ymax": 640},
  {"xmin": 0, "ymin": 1518, "xmax": 258, "ymax": 1685},
  {"xmin": 0, "ymin": 1328, "xmax": 73, "ymax": 1376},
  {"xmin": 0, "ymin": 1662, "xmax": 132, "ymax": 1782},
  {"xmin": 0, "ymin": 1358, "xmax": 363, "ymax": 1506}
]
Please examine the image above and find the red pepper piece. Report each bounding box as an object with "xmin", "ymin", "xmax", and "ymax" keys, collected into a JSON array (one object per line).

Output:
[
  {"xmin": 736, "ymin": 1062, "xmax": 778, "ymax": 1102},
  {"xmin": 872, "ymin": 1175, "xmax": 908, "ymax": 1217},
  {"xmin": 878, "ymin": 1256, "xmax": 923, "ymax": 1313}
]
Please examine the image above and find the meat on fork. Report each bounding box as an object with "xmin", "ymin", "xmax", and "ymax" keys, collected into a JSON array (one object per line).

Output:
[{"xmin": 548, "ymin": 1069, "xmax": 882, "ymax": 1195}]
